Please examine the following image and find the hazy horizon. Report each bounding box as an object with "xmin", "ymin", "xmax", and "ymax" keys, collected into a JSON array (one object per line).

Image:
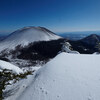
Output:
[{"xmin": 1, "ymin": 29, "xmax": 100, "ymax": 36}]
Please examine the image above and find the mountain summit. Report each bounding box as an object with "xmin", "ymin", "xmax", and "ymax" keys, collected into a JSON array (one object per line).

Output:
[
  {"xmin": 0, "ymin": 26, "xmax": 61, "ymax": 51},
  {"xmin": 81, "ymin": 34, "xmax": 100, "ymax": 45}
]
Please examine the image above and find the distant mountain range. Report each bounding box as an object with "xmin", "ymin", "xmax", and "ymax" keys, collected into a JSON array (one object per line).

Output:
[
  {"xmin": 81, "ymin": 34, "xmax": 100, "ymax": 45},
  {"xmin": 69, "ymin": 34, "xmax": 100, "ymax": 54},
  {"xmin": 59, "ymin": 31, "xmax": 100, "ymax": 40}
]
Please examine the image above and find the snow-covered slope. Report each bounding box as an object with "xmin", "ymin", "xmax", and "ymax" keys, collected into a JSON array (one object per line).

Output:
[
  {"xmin": 15, "ymin": 53, "xmax": 100, "ymax": 100},
  {"xmin": 0, "ymin": 60, "xmax": 23, "ymax": 74},
  {"xmin": 0, "ymin": 26, "xmax": 61, "ymax": 51}
]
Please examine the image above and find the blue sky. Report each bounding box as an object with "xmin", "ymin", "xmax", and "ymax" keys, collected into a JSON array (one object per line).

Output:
[{"xmin": 0, "ymin": 0, "xmax": 100, "ymax": 34}]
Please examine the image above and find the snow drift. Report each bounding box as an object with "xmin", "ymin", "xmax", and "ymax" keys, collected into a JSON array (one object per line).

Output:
[
  {"xmin": 0, "ymin": 60, "xmax": 23, "ymax": 74},
  {"xmin": 14, "ymin": 53, "xmax": 100, "ymax": 100},
  {"xmin": 0, "ymin": 26, "xmax": 61, "ymax": 51}
]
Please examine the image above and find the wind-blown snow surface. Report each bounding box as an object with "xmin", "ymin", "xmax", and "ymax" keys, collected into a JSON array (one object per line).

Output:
[
  {"xmin": 12, "ymin": 53, "xmax": 100, "ymax": 100},
  {"xmin": 0, "ymin": 27, "xmax": 61, "ymax": 51},
  {"xmin": 0, "ymin": 60, "xmax": 23, "ymax": 74}
]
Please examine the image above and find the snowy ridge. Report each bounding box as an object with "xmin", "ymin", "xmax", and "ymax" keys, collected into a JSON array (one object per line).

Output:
[
  {"xmin": 11, "ymin": 53, "xmax": 100, "ymax": 100},
  {"xmin": 0, "ymin": 60, "xmax": 23, "ymax": 74},
  {"xmin": 61, "ymin": 42, "xmax": 80, "ymax": 54},
  {"xmin": 0, "ymin": 26, "xmax": 61, "ymax": 51}
]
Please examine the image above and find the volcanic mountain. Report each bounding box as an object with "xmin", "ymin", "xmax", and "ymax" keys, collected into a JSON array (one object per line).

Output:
[{"xmin": 0, "ymin": 26, "xmax": 61, "ymax": 51}]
